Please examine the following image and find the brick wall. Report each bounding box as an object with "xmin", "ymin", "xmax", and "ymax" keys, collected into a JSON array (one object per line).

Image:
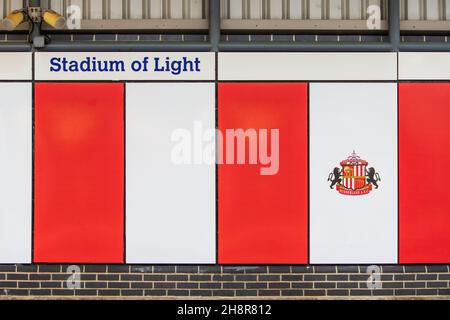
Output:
[{"xmin": 1, "ymin": 265, "xmax": 449, "ymax": 298}]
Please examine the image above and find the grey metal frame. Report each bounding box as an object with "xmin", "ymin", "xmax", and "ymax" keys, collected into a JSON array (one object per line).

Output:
[{"xmin": 0, "ymin": 0, "xmax": 449, "ymax": 52}]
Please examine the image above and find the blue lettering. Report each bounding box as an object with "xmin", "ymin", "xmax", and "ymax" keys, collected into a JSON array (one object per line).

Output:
[
  {"xmin": 49, "ymin": 56, "xmax": 126, "ymax": 73},
  {"xmin": 49, "ymin": 57, "xmax": 61, "ymax": 72},
  {"xmin": 153, "ymin": 56, "xmax": 201, "ymax": 75}
]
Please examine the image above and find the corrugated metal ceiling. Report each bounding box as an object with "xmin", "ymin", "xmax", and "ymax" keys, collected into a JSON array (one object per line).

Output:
[{"xmin": 0, "ymin": 0, "xmax": 449, "ymax": 30}]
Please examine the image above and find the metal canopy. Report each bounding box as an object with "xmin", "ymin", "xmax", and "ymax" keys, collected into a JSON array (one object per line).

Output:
[{"xmin": 0, "ymin": 0, "xmax": 449, "ymax": 52}]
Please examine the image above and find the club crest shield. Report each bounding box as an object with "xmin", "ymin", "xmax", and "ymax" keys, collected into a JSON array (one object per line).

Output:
[{"xmin": 327, "ymin": 151, "xmax": 381, "ymax": 196}]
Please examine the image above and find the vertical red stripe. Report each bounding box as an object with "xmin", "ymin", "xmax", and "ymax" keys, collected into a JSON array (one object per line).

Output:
[
  {"xmin": 400, "ymin": 83, "xmax": 450, "ymax": 263},
  {"xmin": 34, "ymin": 83, "xmax": 124, "ymax": 263},
  {"xmin": 218, "ymin": 83, "xmax": 308, "ymax": 264}
]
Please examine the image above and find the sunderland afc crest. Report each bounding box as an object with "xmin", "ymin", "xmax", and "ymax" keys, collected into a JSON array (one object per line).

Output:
[{"xmin": 327, "ymin": 151, "xmax": 381, "ymax": 196}]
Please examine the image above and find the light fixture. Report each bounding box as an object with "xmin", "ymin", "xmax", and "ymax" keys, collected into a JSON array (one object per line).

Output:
[
  {"xmin": 2, "ymin": 10, "xmax": 26, "ymax": 31},
  {"xmin": 42, "ymin": 9, "xmax": 66, "ymax": 29},
  {"xmin": 2, "ymin": 6, "xmax": 65, "ymax": 47},
  {"xmin": 1, "ymin": 8, "xmax": 66, "ymax": 31}
]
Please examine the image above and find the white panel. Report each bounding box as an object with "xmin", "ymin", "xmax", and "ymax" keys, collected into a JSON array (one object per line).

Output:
[
  {"xmin": 218, "ymin": 53, "xmax": 397, "ymax": 81},
  {"xmin": 269, "ymin": 0, "xmax": 283, "ymax": 19},
  {"xmin": 189, "ymin": 0, "xmax": 203, "ymax": 18},
  {"xmin": 130, "ymin": 0, "xmax": 143, "ymax": 19},
  {"xmin": 371, "ymin": 0, "xmax": 386, "ymax": 19},
  {"xmin": 10, "ymin": 0, "xmax": 23, "ymax": 11},
  {"xmin": 289, "ymin": 0, "xmax": 303, "ymax": 19},
  {"xmin": 310, "ymin": 83, "xmax": 397, "ymax": 264},
  {"xmin": 367, "ymin": 0, "xmax": 382, "ymax": 18},
  {"xmin": 203, "ymin": 0, "xmax": 209, "ymax": 18},
  {"xmin": 249, "ymin": 0, "xmax": 262, "ymax": 19},
  {"xmin": 399, "ymin": 52, "xmax": 450, "ymax": 80},
  {"xmin": 109, "ymin": 0, "xmax": 123, "ymax": 19},
  {"xmin": 126, "ymin": 83, "xmax": 215, "ymax": 263},
  {"xmin": 0, "ymin": 0, "xmax": 22, "ymax": 16},
  {"xmin": 348, "ymin": 0, "xmax": 362, "ymax": 19},
  {"xmin": 426, "ymin": 0, "xmax": 440, "ymax": 20},
  {"xmin": 150, "ymin": 0, "xmax": 163, "ymax": 18},
  {"xmin": 309, "ymin": 0, "xmax": 322, "ymax": 18},
  {"xmin": 229, "ymin": 0, "xmax": 244, "ymax": 18},
  {"xmin": 0, "ymin": 83, "xmax": 32, "ymax": 263},
  {"xmin": 0, "ymin": 53, "xmax": 32, "ymax": 80},
  {"xmin": 170, "ymin": 0, "xmax": 184, "ymax": 18},
  {"xmin": 69, "ymin": 0, "xmax": 83, "ymax": 16},
  {"xmin": 49, "ymin": 0, "xmax": 64, "ymax": 16},
  {"xmin": 35, "ymin": 52, "xmax": 215, "ymax": 81},
  {"xmin": 329, "ymin": 0, "xmax": 342, "ymax": 19},
  {"xmin": 406, "ymin": 0, "xmax": 421, "ymax": 19},
  {"xmin": 446, "ymin": 0, "xmax": 450, "ymax": 19},
  {"xmin": 220, "ymin": 0, "xmax": 228, "ymax": 18},
  {"xmin": 89, "ymin": 0, "xmax": 103, "ymax": 19}
]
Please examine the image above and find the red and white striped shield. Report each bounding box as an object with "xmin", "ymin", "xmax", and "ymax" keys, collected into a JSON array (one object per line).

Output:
[{"xmin": 343, "ymin": 164, "xmax": 366, "ymax": 190}]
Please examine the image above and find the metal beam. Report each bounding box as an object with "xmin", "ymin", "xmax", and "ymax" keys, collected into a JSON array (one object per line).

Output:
[
  {"xmin": 0, "ymin": 42, "xmax": 32, "ymax": 51},
  {"xmin": 389, "ymin": 0, "xmax": 400, "ymax": 51},
  {"xmin": 28, "ymin": 0, "xmax": 41, "ymax": 6},
  {"xmin": 209, "ymin": 0, "xmax": 220, "ymax": 52},
  {"xmin": 3, "ymin": 19, "xmax": 446, "ymax": 33},
  {"xmin": 401, "ymin": 20, "xmax": 450, "ymax": 32},
  {"xmin": 219, "ymin": 42, "xmax": 393, "ymax": 52},
  {"xmin": 38, "ymin": 41, "xmax": 212, "ymax": 52},
  {"xmin": 399, "ymin": 42, "xmax": 450, "ymax": 51},
  {"xmin": 221, "ymin": 19, "xmax": 389, "ymax": 31},
  {"xmin": 43, "ymin": 19, "xmax": 209, "ymax": 31}
]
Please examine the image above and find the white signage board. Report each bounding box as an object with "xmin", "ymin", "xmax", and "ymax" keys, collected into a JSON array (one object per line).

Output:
[{"xmin": 35, "ymin": 52, "xmax": 215, "ymax": 81}]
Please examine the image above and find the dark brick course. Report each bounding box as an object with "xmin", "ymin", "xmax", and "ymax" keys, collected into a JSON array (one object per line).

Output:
[{"xmin": 0, "ymin": 265, "xmax": 449, "ymax": 298}]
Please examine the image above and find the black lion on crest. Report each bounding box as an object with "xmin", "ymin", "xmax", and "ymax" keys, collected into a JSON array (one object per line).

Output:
[
  {"xmin": 365, "ymin": 167, "xmax": 381, "ymax": 189},
  {"xmin": 327, "ymin": 167, "xmax": 342, "ymax": 189}
]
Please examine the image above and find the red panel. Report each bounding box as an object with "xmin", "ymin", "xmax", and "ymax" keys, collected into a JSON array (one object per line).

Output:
[
  {"xmin": 34, "ymin": 83, "xmax": 124, "ymax": 263},
  {"xmin": 218, "ymin": 83, "xmax": 308, "ymax": 264},
  {"xmin": 400, "ymin": 83, "xmax": 450, "ymax": 263}
]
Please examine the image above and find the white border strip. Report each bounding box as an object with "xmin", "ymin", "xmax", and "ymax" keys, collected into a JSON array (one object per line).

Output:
[
  {"xmin": 0, "ymin": 53, "xmax": 32, "ymax": 81},
  {"xmin": 399, "ymin": 52, "xmax": 450, "ymax": 80},
  {"xmin": 218, "ymin": 53, "xmax": 397, "ymax": 81}
]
